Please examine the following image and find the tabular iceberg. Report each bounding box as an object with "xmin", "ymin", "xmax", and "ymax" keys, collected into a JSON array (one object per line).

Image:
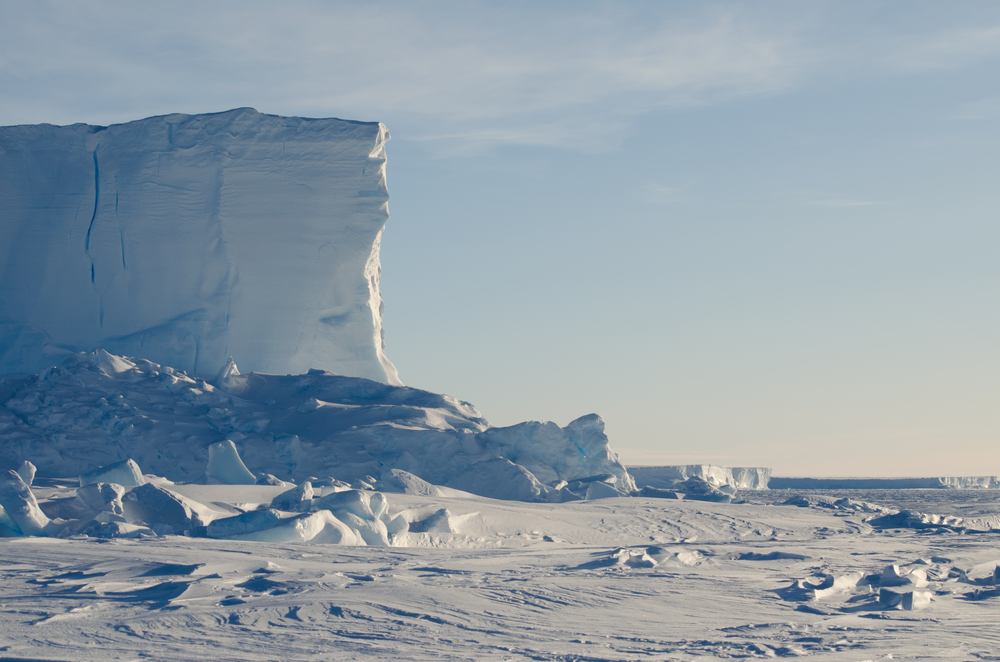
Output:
[{"xmin": 0, "ymin": 108, "xmax": 399, "ymax": 384}]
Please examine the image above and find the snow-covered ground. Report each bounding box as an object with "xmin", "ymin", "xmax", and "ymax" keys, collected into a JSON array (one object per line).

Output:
[
  {"xmin": 2, "ymin": 482, "xmax": 999, "ymax": 661},
  {"xmin": 1, "ymin": 352, "xmax": 998, "ymax": 659}
]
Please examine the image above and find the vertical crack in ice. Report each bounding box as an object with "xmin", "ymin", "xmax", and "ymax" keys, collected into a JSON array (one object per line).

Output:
[
  {"xmin": 116, "ymin": 191, "xmax": 126, "ymax": 270},
  {"xmin": 84, "ymin": 150, "xmax": 99, "ymax": 255},
  {"xmin": 84, "ymin": 148, "xmax": 105, "ymax": 328}
]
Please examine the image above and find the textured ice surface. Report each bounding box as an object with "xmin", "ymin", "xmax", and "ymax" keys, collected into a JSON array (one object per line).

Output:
[
  {"xmin": 0, "ymin": 108, "xmax": 399, "ymax": 384},
  {"xmin": 0, "ymin": 351, "xmax": 632, "ymax": 502}
]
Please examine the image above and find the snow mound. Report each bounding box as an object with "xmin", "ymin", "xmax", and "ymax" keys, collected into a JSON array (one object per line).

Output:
[
  {"xmin": 0, "ymin": 352, "xmax": 633, "ymax": 502},
  {"xmin": 0, "ymin": 108, "xmax": 398, "ymax": 384},
  {"xmin": 378, "ymin": 469, "xmax": 442, "ymax": 497}
]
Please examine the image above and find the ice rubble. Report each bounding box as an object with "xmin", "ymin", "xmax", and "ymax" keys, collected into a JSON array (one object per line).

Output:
[
  {"xmin": 1, "ymin": 453, "xmax": 404, "ymax": 545},
  {"xmin": 775, "ymin": 558, "xmax": 977, "ymax": 612},
  {"xmin": 0, "ymin": 351, "xmax": 634, "ymax": 502},
  {"xmin": 776, "ymin": 494, "xmax": 1000, "ymax": 532},
  {"xmin": 0, "ymin": 109, "xmax": 399, "ymax": 384}
]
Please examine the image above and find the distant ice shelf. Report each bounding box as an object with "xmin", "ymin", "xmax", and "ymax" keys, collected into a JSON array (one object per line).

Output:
[
  {"xmin": 768, "ymin": 476, "xmax": 1000, "ymax": 490},
  {"xmin": 0, "ymin": 108, "xmax": 399, "ymax": 384}
]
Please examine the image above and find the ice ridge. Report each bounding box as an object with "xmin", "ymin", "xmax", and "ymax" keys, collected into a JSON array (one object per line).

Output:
[{"xmin": 0, "ymin": 352, "xmax": 634, "ymax": 502}]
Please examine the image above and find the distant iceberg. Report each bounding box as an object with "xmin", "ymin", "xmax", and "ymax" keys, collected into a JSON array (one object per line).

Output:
[{"xmin": 629, "ymin": 465, "xmax": 772, "ymax": 490}]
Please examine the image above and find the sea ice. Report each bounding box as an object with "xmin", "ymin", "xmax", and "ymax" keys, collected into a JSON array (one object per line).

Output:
[
  {"xmin": 122, "ymin": 483, "xmax": 214, "ymax": 534},
  {"xmin": 0, "ymin": 470, "xmax": 49, "ymax": 535},
  {"xmin": 16, "ymin": 460, "xmax": 35, "ymax": 486},
  {"xmin": 79, "ymin": 458, "xmax": 145, "ymax": 488},
  {"xmin": 205, "ymin": 440, "xmax": 257, "ymax": 485},
  {"xmin": 269, "ymin": 481, "xmax": 315, "ymax": 511},
  {"xmin": 378, "ymin": 469, "xmax": 442, "ymax": 496},
  {"xmin": 75, "ymin": 482, "xmax": 126, "ymax": 518},
  {"xmin": 230, "ymin": 510, "xmax": 361, "ymax": 545},
  {"xmin": 206, "ymin": 509, "xmax": 283, "ymax": 539}
]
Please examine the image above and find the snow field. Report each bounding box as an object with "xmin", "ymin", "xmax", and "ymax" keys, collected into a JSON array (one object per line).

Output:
[{"xmin": 1, "ymin": 488, "xmax": 999, "ymax": 660}]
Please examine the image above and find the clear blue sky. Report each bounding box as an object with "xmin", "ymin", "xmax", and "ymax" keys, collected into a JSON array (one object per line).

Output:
[{"xmin": 2, "ymin": 1, "xmax": 997, "ymax": 475}]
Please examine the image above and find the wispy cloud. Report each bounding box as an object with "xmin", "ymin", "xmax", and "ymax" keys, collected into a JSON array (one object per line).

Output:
[
  {"xmin": 951, "ymin": 95, "xmax": 1000, "ymax": 120},
  {"xmin": 806, "ymin": 198, "xmax": 894, "ymax": 208},
  {"xmin": 885, "ymin": 24, "xmax": 1000, "ymax": 71},
  {"xmin": 0, "ymin": 1, "xmax": 800, "ymax": 152},
  {"xmin": 3, "ymin": 2, "xmax": 1000, "ymax": 153},
  {"xmin": 647, "ymin": 184, "xmax": 684, "ymax": 204}
]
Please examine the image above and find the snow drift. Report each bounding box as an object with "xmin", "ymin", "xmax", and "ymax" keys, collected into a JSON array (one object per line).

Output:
[{"xmin": 0, "ymin": 108, "xmax": 399, "ymax": 384}]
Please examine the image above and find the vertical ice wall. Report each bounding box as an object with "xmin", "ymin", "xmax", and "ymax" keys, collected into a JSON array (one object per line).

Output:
[{"xmin": 0, "ymin": 108, "xmax": 400, "ymax": 384}]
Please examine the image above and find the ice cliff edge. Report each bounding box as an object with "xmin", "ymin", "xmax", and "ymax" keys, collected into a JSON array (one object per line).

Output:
[{"xmin": 0, "ymin": 108, "xmax": 400, "ymax": 384}]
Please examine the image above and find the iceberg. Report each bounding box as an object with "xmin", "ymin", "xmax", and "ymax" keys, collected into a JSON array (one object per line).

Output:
[
  {"xmin": 0, "ymin": 109, "xmax": 399, "ymax": 385},
  {"xmin": 629, "ymin": 465, "xmax": 771, "ymax": 491}
]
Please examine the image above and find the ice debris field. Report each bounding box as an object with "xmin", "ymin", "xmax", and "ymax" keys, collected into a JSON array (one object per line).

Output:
[{"xmin": 1, "ymin": 110, "xmax": 998, "ymax": 660}]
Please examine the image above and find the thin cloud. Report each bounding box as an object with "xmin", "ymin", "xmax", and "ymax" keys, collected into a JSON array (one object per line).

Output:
[
  {"xmin": 806, "ymin": 198, "xmax": 896, "ymax": 208},
  {"xmin": 0, "ymin": 2, "xmax": 801, "ymax": 152},
  {"xmin": 886, "ymin": 24, "xmax": 1000, "ymax": 71},
  {"xmin": 647, "ymin": 184, "xmax": 684, "ymax": 204},
  {"xmin": 3, "ymin": 2, "xmax": 1000, "ymax": 153}
]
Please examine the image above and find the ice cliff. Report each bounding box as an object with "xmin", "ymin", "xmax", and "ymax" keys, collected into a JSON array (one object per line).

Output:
[{"xmin": 0, "ymin": 108, "xmax": 399, "ymax": 384}]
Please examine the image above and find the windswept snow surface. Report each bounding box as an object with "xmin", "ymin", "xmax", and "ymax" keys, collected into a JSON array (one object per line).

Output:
[
  {"xmin": 2, "ymin": 481, "xmax": 1000, "ymax": 660},
  {"xmin": 0, "ymin": 108, "xmax": 399, "ymax": 384},
  {"xmin": 0, "ymin": 351, "xmax": 632, "ymax": 501}
]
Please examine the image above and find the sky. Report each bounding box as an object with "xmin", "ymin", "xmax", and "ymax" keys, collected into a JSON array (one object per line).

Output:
[{"xmin": 2, "ymin": 1, "xmax": 997, "ymax": 476}]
